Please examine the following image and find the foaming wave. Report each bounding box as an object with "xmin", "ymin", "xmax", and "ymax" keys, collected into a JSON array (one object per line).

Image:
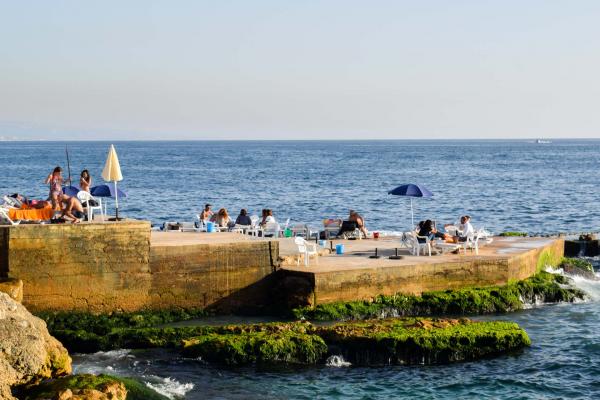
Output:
[
  {"xmin": 569, "ymin": 274, "xmax": 600, "ymax": 301},
  {"xmin": 144, "ymin": 376, "xmax": 194, "ymax": 399},
  {"xmin": 545, "ymin": 266, "xmax": 600, "ymax": 301},
  {"xmin": 326, "ymin": 355, "xmax": 351, "ymax": 367}
]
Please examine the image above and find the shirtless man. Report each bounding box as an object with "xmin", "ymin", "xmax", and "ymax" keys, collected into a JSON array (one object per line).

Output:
[
  {"xmin": 349, "ymin": 210, "xmax": 368, "ymax": 237},
  {"xmin": 199, "ymin": 203, "xmax": 213, "ymax": 222},
  {"xmin": 60, "ymin": 194, "xmax": 85, "ymax": 223}
]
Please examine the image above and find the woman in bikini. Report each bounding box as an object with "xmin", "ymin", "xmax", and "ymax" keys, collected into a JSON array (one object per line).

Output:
[
  {"xmin": 80, "ymin": 169, "xmax": 92, "ymax": 192},
  {"xmin": 44, "ymin": 166, "xmax": 64, "ymax": 210}
]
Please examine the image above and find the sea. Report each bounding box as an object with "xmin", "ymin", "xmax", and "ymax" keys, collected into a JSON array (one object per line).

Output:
[{"xmin": 2, "ymin": 139, "xmax": 600, "ymax": 399}]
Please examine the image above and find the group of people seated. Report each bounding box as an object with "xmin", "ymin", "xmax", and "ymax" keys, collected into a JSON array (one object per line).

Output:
[
  {"xmin": 198, "ymin": 203, "xmax": 277, "ymax": 230},
  {"xmin": 416, "ymin": 215, "xmax": 474, "ymax": 244}
]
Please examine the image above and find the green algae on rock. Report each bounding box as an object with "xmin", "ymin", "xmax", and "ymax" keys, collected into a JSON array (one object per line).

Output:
[
  {"xmin": 16, "ymin": 373, "xmax": 168, "ymax": 400},
  {"xmin": 558, "ymin": 257, "xmax": 596, "ymax": 279},
  {"xmin": 293, "ymin": 272, "xmax": 586, "ymax": 321},
  {"xmin": 182, "ymin": 319, "xmax": 530, "ymax": 366},
  {"xmin": 182, "ymin": 330, "xmax": 328, "ymax": 365},
  {"xmin": 38, "ymin": 317, "xmax": 531, "ymax": 367},
  {"xmin": 315, "ymin": 318, "xmax": 530, "ymax": 365},
  {"xmin": 499, "ymin": 231, "xmax": 528, "ymax": 237}
]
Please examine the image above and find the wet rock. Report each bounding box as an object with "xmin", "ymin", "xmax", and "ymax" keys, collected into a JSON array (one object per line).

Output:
[
  {"xmin": 17, "ymin": 374, "xmax": 168, "ymax": 400},
  {"xmin": 0, "ymin": 292, "xmax": 71, "ymax": 399},
  {"xmin": 55, "ymin": 380, "xmax": 127, "ymax": 400},
  {"xmin": 559, "ymin": 258, "xmax": 597, "ymax": 280}
]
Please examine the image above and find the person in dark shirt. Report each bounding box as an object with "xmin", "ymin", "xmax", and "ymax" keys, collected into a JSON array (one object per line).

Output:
[
  {"xmin": 235, "ymin": 209, "xmax": 252, "ymax": 226},
  {"xmin": 417, "ymin": 220, "xmax": 448, "ymax": 243}
]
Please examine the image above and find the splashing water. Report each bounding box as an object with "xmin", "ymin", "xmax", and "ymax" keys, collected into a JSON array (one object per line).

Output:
[
  {"xmin": 144, "ymin": 376, "xmax": 195, "ymax": 399},
  {"xmin": 326, "ymin": 355, "xmax": 352, "ymax": 367}
]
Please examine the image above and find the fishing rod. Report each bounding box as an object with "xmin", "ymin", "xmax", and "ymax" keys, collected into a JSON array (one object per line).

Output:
[{"xmin": 65, "ymin": 145, "xmax": 72, "ymax": 186}]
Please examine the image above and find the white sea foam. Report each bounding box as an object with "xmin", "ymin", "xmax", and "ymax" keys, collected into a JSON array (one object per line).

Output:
[
  {"xmin": 144, "ymin": 376, "xmax": 194, "ymax": 399},
  {"xmin": 545, "ymin": 266, "xmax": 600, "ymax": 301},
  {"xmin": 325, "ymin": 355, "xmax": 351, "ymax": 367},
  {"xmin": 89, "ymin": 349, "xmax": 134, "ymax": 359}
]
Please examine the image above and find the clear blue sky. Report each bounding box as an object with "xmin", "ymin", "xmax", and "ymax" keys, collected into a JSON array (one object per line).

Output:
[{"xmin": 1, "ymin": 1, "xmax": 599, "ymax": 140}]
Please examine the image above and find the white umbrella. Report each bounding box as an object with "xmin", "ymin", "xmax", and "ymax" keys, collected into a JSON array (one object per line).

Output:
[{"xmin": 101, "ymin": 144, "xmax": 123, "ymax": 220}]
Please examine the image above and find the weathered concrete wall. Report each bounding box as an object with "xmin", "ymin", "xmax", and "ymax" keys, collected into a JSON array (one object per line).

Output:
[
  {"xmin": 1, "ymin": 222, "xmax": 152, "ymax": 313},
  {"xmin": 149, "ymin": 241, "xmax": 278, "ymax": 313},
  {"xmin": 0, "ymin": 223, "xmax": 279, "ymax": 313},
  {"xmin": 284, "ymin": 239, "xmax": 565, "ymax": 307}
]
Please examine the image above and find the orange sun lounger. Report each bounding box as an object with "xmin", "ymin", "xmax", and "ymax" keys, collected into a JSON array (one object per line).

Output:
[{"xmin": 8, "ymin": 204, "xmax": 57, "ymax": 221}]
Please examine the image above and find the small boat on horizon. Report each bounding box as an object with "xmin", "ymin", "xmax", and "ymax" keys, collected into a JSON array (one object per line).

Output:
[{"xmin": 536, "ymin": 139, "xmax": 552, "ymax": 144}]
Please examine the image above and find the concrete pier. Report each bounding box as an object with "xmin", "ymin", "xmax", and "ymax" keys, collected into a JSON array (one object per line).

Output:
[
  {"xmin": 0, "ymin": 223, "xmax": 278, "ymax": 313},
  {"xmin": 0, "ymin": 222, "xmax": 563, "ymax": 313},
  {"xmin": 278, "ymin": 236, "xmax": 564, "ymax": 307}
]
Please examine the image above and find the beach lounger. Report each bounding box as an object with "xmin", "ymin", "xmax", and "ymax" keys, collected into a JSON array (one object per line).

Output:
[
  {"xmin": 323, "ymin": 219, "xmax": 342, "ymax": 239},
  {"xmin": 0, "ymin": 207, "xmax": 19, "ymax": 225}
]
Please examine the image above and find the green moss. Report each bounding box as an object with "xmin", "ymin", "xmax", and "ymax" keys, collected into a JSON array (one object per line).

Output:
[
  {"xmin": 293, "ymin": 272, "xmax": 586, "ymax": 321},
  {"xmin": 499, "ymin": 231, "xmax": 528, "ymax": 237},
  {"xmin": 17, "ymin": 374, "xmax": 168, "ymax": 400},
  {"xmin": 316, "ymin": 318, "xmax": 530, "ymax": 365},
  {"xmin": 180, "ymin": 318, "xmax": 529, "ymax": 366},
  {"xmin": 559, "ymin": 257, "xmax": 594, "ymax": 273},
  {"xmin": 182, "ymin": 330, "xmax": 328, "ymax": 365},
  {"xmin": 536, "ymin": 249, "xmax": 563, "ymax": 272},
  {"xmin": 37, "ymin": 308, "xmax": 209, "ymax": 335}
]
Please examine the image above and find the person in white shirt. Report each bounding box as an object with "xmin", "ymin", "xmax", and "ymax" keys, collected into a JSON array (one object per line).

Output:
[
  {"xmin": 260, "ymin": 209, "xmax": 277, "ymax": 227},
  {"xmin": 457, "ymin": 215, "xmax": 474, "ymax": 242}
]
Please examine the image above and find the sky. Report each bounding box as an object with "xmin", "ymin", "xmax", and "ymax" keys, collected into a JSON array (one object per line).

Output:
[{"xmin": 1, "ymin": 0, "xmax": 600, "ymax": 140}]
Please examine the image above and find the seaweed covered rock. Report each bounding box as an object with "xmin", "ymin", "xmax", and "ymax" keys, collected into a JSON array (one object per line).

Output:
[
  {"xmin": 17, "ymin": 374, "xmax": 168, "ymax": 400},
  {"xmin": 0, "ymin": 293, "xmax": 71, "ymax": 399},
  {"xmin": 559, "ymin": 257, "xmax": 596, "ymax": 280},
  {"xmin": 316, "ymin": 318, "xmax": 530, "ymax": 365},
  {"xmin": 293, "ymin": 272, "xmax": 586, "ymax": 321},
  {"xmin": 182, "ymin": 324, "xmax": 328, "ymax": 365},
  {"xmin": 180, "ymin": 318, "xmax": 530, "ymax": 366}
]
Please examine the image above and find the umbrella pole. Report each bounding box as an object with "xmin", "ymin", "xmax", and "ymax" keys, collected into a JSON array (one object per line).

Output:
[
  {"xmin": 411, "ymin": 198, "xmax": 414, "ymax": 228},
  {"xmin": 114, "ymin": 181, "xmax": 119, "ymax": 220}
]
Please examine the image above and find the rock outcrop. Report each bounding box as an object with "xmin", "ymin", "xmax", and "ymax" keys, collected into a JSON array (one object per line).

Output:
[
  {"xmin": 0, "ymin": 292, "xmax": 72, "ymax": 399},
  {"xmin": 0, "ymin": 278, "xmax": 23, "ymax": 303},
  {"xmin": 55, "ymin": 380, "xmax": 127, "ymax": 400}
]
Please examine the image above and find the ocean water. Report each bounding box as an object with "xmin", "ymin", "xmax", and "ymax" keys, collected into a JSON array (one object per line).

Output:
[
  {"xmin": 2, "ymin": 139, "xmax": 600, "ymax": 234},
  {"xmin": 4, "ymin": 139, "xmax": 600, "ymax": 399},
  {"xmin": 72, "ymin": 270, "xmax": 600, "ymax": 400}
]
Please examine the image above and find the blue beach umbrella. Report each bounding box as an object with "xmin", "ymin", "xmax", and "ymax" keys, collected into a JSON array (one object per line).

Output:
[
  {"xmin": 91, "ymin": 184, "xmax": 127, "ymax": 199},
  {"xmin": 388, "ymin": 183, "xmax": 434, "ymax": 228},
  {"xmin": 62, "ymin": 185, "xmax": 81, "ymax": 197}
]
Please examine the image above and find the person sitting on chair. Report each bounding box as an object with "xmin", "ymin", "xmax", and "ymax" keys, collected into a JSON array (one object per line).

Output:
[
  {"xmin": 199, "ymin": 203, "xmax": 213, "ymax": 222},
  {"xmin": 235, "ymin": 209, "xmax": 252, "ymax": 226},
  {"xmin": 215, "ymin": 208, "xmax": 233, "ymax": 228},
  {"xmin": 454, "ymin": 215, "xmax": 474, "ymax": 242},
  {"xmin": 417, "ymin": 220, "xmax": 449, "ymax": 243}
]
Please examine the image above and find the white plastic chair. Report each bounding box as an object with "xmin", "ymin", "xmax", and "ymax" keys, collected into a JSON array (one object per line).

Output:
[
  {"xmin": 290, "ymin": 223, "xmax": 309, "ymax": 237},
  {"xmin": 246, "ymin": 215, "xmax": 261, "ymax": 237},
  {"xmin": 295, "ymin": 237, "xmax": 319, "ymax": 266},
  {"xmin": 462, "ymin": 232, "xmax": 481, "ymax": 255},
  {"xmin": 263, "ymin": 222, "xmax": 280, "ymax": 237},
  {"xmin": 409, "ymin": 232, "xmax": 432, "ymax": 256},
  {"xmin": 77, "ymin": 191, "xmax": 104, "ymax": 222}
]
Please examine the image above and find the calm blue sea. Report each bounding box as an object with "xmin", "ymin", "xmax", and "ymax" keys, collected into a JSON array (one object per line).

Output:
[
  {"xmin": 3, "ymin": 139, "xmax": 600, "ymax": 399},
  {"xmin": 1, "ymin": 139, "xmax": 600, "ymax": 234}
]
